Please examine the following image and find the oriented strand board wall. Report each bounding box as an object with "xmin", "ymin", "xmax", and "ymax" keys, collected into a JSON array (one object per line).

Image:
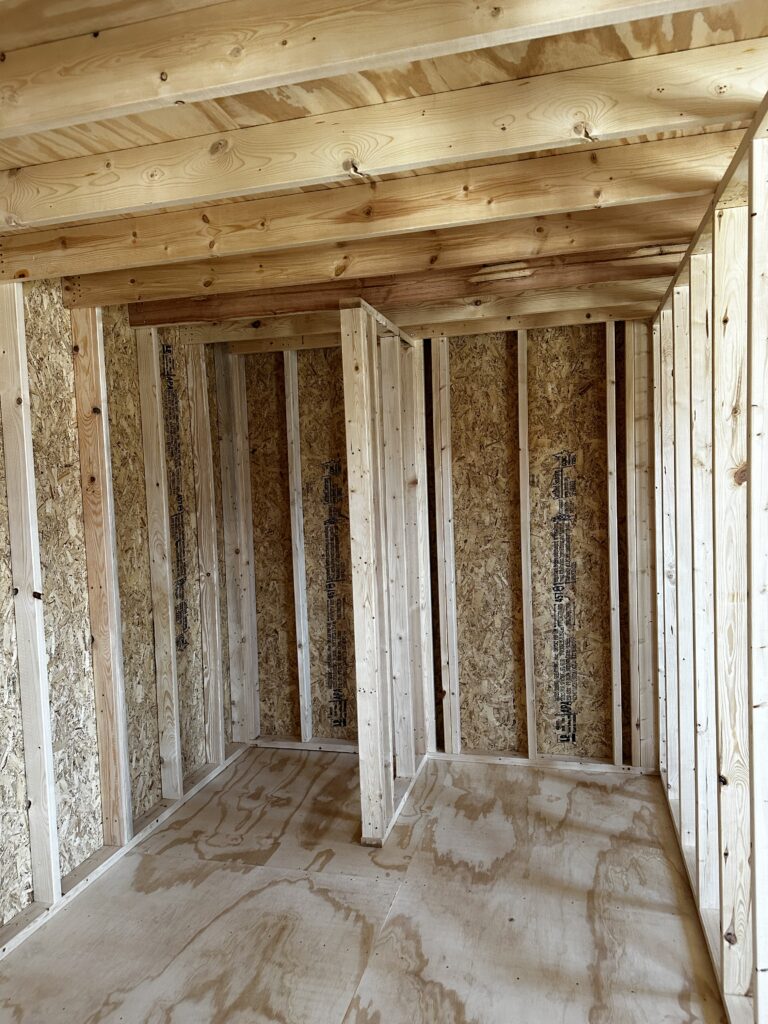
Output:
[
  {"xmin": 244, "ymin": 354, "xmax": 300, "ymax": 737},
  {"xmin": 449, "ymin": 334, "xmax": 526, "ymax": 754},
  {"xmin": 102, "ymin": 307, "xmax": 161, "ymax": 820},
  {"xmin": 159, "ymin": 339, "xmax": 206, "ymax": 778},
  {"xmin": 0, "ymin": 413, "xmax": 33, "ymax": 925},
  {"xmin": 23, "ymin": 279, "xmax": 103, "ymax": 876},
  {"xmin": 528, "ymin": 324, "xmax": 613, "ymax": 760},
  {"xmin": 297, "ymin": 348, "xmax": 356, "ymax": 741},
  {"xmin": 205, "ymin": 346, "xmax": 232, "ymax": 744}
]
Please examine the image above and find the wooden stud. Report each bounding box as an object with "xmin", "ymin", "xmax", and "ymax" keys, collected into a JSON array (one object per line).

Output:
[
  {"xmin": 606, "ymin": 322, "xmax": 623, "ymax": 766},
  {"xmin": 747, "ymin": 135, "xmax": 768, "ymax": 1023},
  {"xmin": 659, "ymin": 303, "xmax": 679, "ymax": 818},
  {"xmin": 712, "ymin": 203, "xmax": 752, "ymax": 996},
  {"xmin": 0, "ymin": 281, "xmax": 61, "ymax": 906},
  {"xmin": 517, "ymin": 329, "xmax": 537, "ymax": 761},
  {"xmin": 340, "ymin": 304, "xmax": 394, "ymax": 843},
  {"xmin": 185, "ymin": 344, "xmax": 225, "ymax": 765},
  {"xmin": 380, "ymin": 335, "xmax": 416, "ymax": 778},
  {"xmin": 283, "ymin": 350, "xmax": 312, "ymax": 743},
  {"xmin": 431, "ymin": 336, "xmax": 461, "ymax": 754},
  {"xmin": 651, "ymin": 318, "xmax": 667, "ymax": 782},
  {"xmin": 135, "ymin": 326, "xmax": 183, "ymax": 799},
  {"xmin": 70, "ymin": 305, "xmax": 133, "ymax": 844},
  {"xmin": 625, "ymin": 321, "xmax": 641, "ymax": 767},
  {"xmin": 673, "ymin": 284, "xmax": 696, "ymax": 856},
  {"xmin": 689, "ymin": 252, "xmax": 720, "ymax": 916}
]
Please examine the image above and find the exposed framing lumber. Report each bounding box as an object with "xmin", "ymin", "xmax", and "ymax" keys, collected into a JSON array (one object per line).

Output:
[
  {"xmin": 659, "ymin": 303, "xmax": 678, "ymax": 813},
  {"xmin": 70, "ymin": 305, "xmax": 133, "ymax": 844},
  {"xmin": 69, "ymin": 196, "xmax": 707, "ymax": 309},
  {"xmin": 0, "ymin": 281, "xmax": 61, "ymax": 906},
  {"xmin": 399, "ymin": 338, "xmax": 436, "ymax": 756},
  {"xmin": 606, "ymin": 322, "xmax": 623, "ymax": 767},
  {"xmin": 517, "ymin": 329, "xmax": 537, "ymax": 760},
  {"xmin": 283, "ymin": 350, "xmax": 312, "ymax": 744},
  {"xmin": 651, "ymin": 319, "xmax": 667, "ymax": 783},
  {"xmin": 672, "ymin": 283, "xmax": 696, "ymax": 856},
  {"xmin": 135, "ymin": 326, "xmax": 183, "ymax": 800},
  {"xmin": 689, "ymin": 252, "xmax": 719, "ymax": 915},
  {"xmin": 2, "ymin": 40, "xmax": 763, "ymax": 230},
  {"xmin": 0, "ymin": 0, "xmax": 728, "ymax": 138},
  {"xmin": 625, "ymin": 320, "xmax": 640, "ymax": 767},
  {"xmin": 380, "ymin": 335, "xmax": 416, "ymax": 778},
  {"xmin": 340, "ymin": 304, "xmax": 394, "ymax": 843},
  {"xmin": 1, "ymin": 133, "xmax": 736, "ymax": 283},
  {"xmin": 214, "ymin": 347, "xmax": 260, "ymax": 742},
  {"xmin": 431, "ymin": 336, "xmax": 461, "ymax": 755},
  {"xmin": 747, "ymin": 135, "xmax": 768, "ymax": 1021},
  {"xmin": 712, "ymin": 204, "xmax": 752, "ymax": 996},
  {"xmin": 184, "ymin": 344, "xmax": 225, "ymax": 765}
]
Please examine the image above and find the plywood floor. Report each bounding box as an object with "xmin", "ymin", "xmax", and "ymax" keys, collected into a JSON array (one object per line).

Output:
[{"xmin": 0, "ymin": 749, "xmax": 724, "ymax": 1023}]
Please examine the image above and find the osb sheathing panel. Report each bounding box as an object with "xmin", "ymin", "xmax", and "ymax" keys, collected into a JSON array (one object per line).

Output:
[
  {"xmin": 160, "ymin": 337, "xmax": 206, "ymax": 778},
  {"xmin": 528, "ymin": 323, "xmax": 612, "ymax": 761},
  {"xmin": 297, "ymin": 348, "xmax": 356, "ymax": 741},
  {"xmin": 102, "ymin": 306, "xmax": 161, "ymax": 819},
  {"xmin": 449, "ymin": 334, "xmax": 526, "ymax": 754},
  {"xmin": 23, "ymin": 279, "xmax": 103, "ymax": 875},
  {"xmin": 244, "ymin": 354, "xmax": 300, "ymax": 737},
  {"xmin": 205, "ymin": 345, "xmax": 232, "ymax": 744},
  {"xmin": 0, "ymin": 415, "xmax": 33, "ymax": 925}
]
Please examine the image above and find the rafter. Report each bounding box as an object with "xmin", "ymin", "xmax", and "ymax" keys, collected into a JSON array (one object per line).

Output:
[{"xmin": 1, "ymin": 39, "xmax": 764, "ymax": 230}]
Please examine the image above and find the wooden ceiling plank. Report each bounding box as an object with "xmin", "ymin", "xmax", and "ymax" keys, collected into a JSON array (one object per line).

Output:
[
  {"xmin": 0, "ymin": 131, "xmax": 741, "ymax": 281},
  {"xmin": 1, "ymin": 39, "xmax": 765, "ymax": 229},
  {"xmin": 68, "ymin": 194, "xmax": 707, "ymax": 310},
  {"xmin": 0, "ymin": 0, "xmax": 730, "ymax": 139}
]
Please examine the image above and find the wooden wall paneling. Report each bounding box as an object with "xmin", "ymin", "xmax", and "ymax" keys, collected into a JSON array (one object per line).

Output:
[
  {"xmin": 185, "ymin": 344, "xmax": 225, "ymax": 765},
  {"xmin": 689, "ymin": 251, "xmax": 720, "ymax": 918},
  {"xmin": 431, "ymin": 336, "xmax": 461, "ymax": 754},
  {"xmin": 630, "ymin": 320, "xmax": 657, "ymax": 773},
  {"xmin": 659, "ymin": 303, "xmax": 679, "ymax": 818},
  {"xmin": 651, "ymin": 319, "xmax": 667, "ymax": 782},
  {"xmin": 517, "ymin": 329, "xmax": 537, "ymax": 760},
  {"xmin": 625, "ymin": 321, "xmax": 640, "ymax": 766},
  {"xmin": 380, "ymin": 335, "xmax": 416, "ymax": 778},
  {"xmin": 283, "ymin": 349, "xmax": 312, "ymax": 743},
  {"xmin": 0, "ymin": 281, "xmax": 61, "ymax": 906},
  {"xmin": 606, "ymin": 322, "xmax": 623, "ymax": 766},
  {"xmin": 70, "ymin": 306, "xmax": 133, "ymax": 845},
  {"xmin": 233, "ymin": 355, "xmax": 260, "ymax": 741},
  {"xmin": 673, "ymin": 284, "xmax": 696, "ymax": 858},
  {"xmin": 748, "ymin": 134, "xmax": 768, "ymax": 1024},
  {"xmin": 135, "ymin": 326, "xmax": 183, "ymax": 800},
  {"xmin": 399, "ymin": 338, "xmax": 435, "ymax": 755},
  {"xmin": 340, "ymin": 305, "xmax": 394, "ymax": 842},
  {"xmin": 712, "ymin": 203, "xmax": 752, "ymax": 996}
]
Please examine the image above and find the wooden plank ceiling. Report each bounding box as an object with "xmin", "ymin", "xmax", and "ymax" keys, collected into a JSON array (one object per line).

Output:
[{"xmin": 0, "ymin": 0, "xmax": 766, "ymax": 334}]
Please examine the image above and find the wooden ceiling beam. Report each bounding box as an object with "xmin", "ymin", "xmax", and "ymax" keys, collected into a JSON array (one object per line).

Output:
[
  {"xmin": 0, "ymin": 131, "xmax": 741, "ymax": 282},
  {"xmin": 66, "ymin": 194, "xmax": 707, "ymax": 310},
  {"xmin": 0, "ymin": 0, "xmax": 729, "ymax": 138},
  {"xmin": 1, "ymin": 39, "xmax": 765, "ymax": 230}
]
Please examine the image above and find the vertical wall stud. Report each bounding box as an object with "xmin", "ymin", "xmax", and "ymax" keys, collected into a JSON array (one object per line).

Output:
[
  {"xmin": 652, "ymin": 319, "xmax": 668, "ymax": 783},
  {"xmin": 136, "ymin": 326, "xmax": 183, "ymax": 799},
  {"xmin": 517, "ymin": 329, "xmax": 537, "ymax": 760},
  {"xmin": 185, "ymin": 344, "xmax": 225, "ymax": 765},
  {"xmin": 432, "ymin": 336, "xmax": 461, "ymax": 753},
  {"xmin": 625, "ymin": 321, "xmax": 641, "ymax": 767},
  {"xmin": 0, "ymin": 281, "xmax": 61, "ymax": 906},
  {"xmin": 606, "ymin": 322, "xmax": 623, "ymax": 766},
  {"xmin": 713, "ymin": 203, "xmax": 752, "ymax": 996},
  {"xmin": 71, "ymin": 306, "xmax": 133, "ymax": 844},
  {"xmin": 283, "ymin": 349, "xmax": 312, "ymax": 743}
]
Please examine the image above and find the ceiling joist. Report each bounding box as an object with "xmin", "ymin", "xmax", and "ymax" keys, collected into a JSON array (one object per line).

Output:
[{"xmin": 1, "ymin": 38, "xmax": 765, "ymax": 230}]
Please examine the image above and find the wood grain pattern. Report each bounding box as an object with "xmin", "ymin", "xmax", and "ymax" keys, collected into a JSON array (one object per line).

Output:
[
  {"xmin": 606, "ymin": 323, "xmax": 623, "ymax": 766},
  {"xmin": 625, "ymin": 321, "xmax": 640, "ymax": 767},
  {"xmin": 651, "ymin": 319, "xmax": 667, "ymax": 783},
  {"xmin": 712, "ymin": 204, "xmax": 752, "ymax": 996},
  {"xmin": 1, "ymin": 132, "xmax": 737, "ymax": 282},
  {"xmin": 70, "ymin": 305, "xmax": 132, "ymax": 845},
  {"xmin": 518, "ymin": 329, "xmax": 537, "ymax": 760}
]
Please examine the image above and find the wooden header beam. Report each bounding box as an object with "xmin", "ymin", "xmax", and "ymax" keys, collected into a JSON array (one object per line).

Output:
[{"xmin": 1, "ymin": 40, "xmax": 764, "ymax": 230}]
